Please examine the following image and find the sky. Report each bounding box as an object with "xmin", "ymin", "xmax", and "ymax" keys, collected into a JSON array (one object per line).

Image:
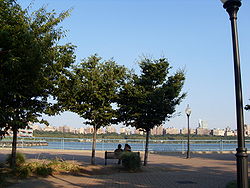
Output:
[{"xmin": 17, "ymin": 0, "xmax": 250, "ymax": 130}]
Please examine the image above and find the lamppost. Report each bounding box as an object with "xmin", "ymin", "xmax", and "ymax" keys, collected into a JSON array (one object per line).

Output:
[
  {"xmin": 220, "ymin": 0, "xmax": 248, "ymax": 187},
  {"xmin": 185, "ymin": 105, "xmax": 191, "ymax": 159}
]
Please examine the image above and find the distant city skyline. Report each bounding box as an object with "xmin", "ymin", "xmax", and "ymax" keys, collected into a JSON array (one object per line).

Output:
[
  {"xmin": 31, "ymin": 123, "xmax": 250, "ymax": 137},
  {"xmin": 18, "ymin": 0, "xmax": 250, "ymax": 130},
  {"xmin": 41, "ymin": 111, "xmax": 246, "ymax": 130}
]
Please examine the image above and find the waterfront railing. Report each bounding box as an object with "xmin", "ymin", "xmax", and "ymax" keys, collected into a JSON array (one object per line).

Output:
[{"xmin": 1, "ymin": 137, "xmax": 250, "ymax": 152}]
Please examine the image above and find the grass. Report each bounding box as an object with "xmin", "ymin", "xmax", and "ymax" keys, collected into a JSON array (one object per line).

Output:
[
  {"xmin": 0, "ymin": 154, "xmax": 81, "ymax": 187},
  {"xmin": 18, "ymin": 158, "xmax": 80, "ymax": 177}
]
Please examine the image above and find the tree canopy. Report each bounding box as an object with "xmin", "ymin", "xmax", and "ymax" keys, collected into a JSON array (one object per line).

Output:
[
  {"xmin": 56, "ymin": 55, "xmax": 126, "ymax": 127},
  {"xmin": 0, "ymin": 0, "xmax": 75, "ymax": 134},
  {"xmin": 0, "ymin": 0, "xmax": 75, "ymax": 167},
  {"xmin": 117, "ymin": 57, "xmax": 186, "ymax": 131}
]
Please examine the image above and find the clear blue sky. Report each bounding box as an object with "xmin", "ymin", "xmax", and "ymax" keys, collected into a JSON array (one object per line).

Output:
[{"xmin": 18, "ymin": 0, "xmax": 250, "ymax": 130}]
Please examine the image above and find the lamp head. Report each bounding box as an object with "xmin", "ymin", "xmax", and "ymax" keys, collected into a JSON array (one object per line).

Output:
[
  {"xmin": 185, "ymin": 105, "xmax": 191, "ymax": 116},
  {"xmin": 220, "ymin": 0, "xmax": 241, "ymax": 9}
]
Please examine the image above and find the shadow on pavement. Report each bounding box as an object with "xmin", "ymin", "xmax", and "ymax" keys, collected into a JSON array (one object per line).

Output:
[{"xmin": 1, "ymin": 150, "xmax": 244, "ymax": 188}]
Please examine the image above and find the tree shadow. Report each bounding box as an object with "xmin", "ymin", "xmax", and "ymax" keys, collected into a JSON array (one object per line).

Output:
[
  {"xmin": 1, "ymin": 150, "xmax": 247, "ymax": 188},
  {"xmin": 153, "ymin": 152, "xmax": 240, "ymax": 161}
]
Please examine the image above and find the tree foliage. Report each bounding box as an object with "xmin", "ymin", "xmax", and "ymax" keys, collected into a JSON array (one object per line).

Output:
[
  {"xmin": 56, "ymin": 54, "xmax": 126, "ymax": 164},
  {"xmin": 118, "ymin": 57, "xmax": 186, "ymax": 131},
  {"xmin": 0, "ymin": 0, "xmax": 75, "ymax": 167}
]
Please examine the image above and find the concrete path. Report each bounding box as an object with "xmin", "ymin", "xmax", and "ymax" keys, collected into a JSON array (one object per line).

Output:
[{"xmin": 0, "ymin": 148, "xmax": 247, "ymax": 188}]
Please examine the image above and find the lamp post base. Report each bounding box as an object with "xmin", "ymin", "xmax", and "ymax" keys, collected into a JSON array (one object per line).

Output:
[{"xmin": 236, "ymin": 147, "xmax": 248, "ymax": 188}]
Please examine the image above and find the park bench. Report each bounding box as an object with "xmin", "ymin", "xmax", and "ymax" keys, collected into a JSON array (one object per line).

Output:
[{"xmin": 104, "ymin": 151, "xmax": 140, "ymax": 165}]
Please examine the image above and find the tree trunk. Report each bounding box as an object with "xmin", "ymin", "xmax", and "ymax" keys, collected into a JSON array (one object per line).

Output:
[
  {"xmin": 143, "ymin": 130, "xmax": 150, "ymax": 166},
  {"xmin": 91, "ymin": 125, "xmax": 97, "ymax": 165},
  {"xmin": 11, "ymin": 126, "xmax": 18, "ymax": 169}
]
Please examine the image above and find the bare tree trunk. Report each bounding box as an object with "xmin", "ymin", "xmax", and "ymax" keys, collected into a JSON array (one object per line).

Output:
[
  {"xmin": 11, "ymin": 126, "xmax": 18, "ymax": 169},
  {"xmin": 91, "ymin": 125, "xmax": 97, "ymax": 165},
  {"xmin": 143, "ymin": 130, "xmax": 150, "ymax": 166}
]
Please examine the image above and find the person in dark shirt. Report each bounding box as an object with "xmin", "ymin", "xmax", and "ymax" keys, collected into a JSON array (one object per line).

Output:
[{"xmin": 114, "ymin": 144, "xmax": 123, "ymax": 164}]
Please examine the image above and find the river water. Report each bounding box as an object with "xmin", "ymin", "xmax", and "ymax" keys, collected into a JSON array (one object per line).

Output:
[{"xmin": 21, "ymin": 139, "xmax": 250, "ymax": 152}]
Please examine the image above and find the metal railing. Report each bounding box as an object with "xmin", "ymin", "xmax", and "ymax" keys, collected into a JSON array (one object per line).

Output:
[{"xmin": 1, "ymin": 137, "xmax": 250, "ymax": 152}]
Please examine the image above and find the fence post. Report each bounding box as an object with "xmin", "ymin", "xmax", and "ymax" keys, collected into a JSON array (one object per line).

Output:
[
  {"xmin": 63, "ymin": 138, "xmax": 65, "ymax": 150},
  {"xmin": 220, "ymin": 139, "xmax": 223, "ymax": 152},
  {"xmin": 102, "ymin": 139, "xmax": 104, "ymax": 151},
  {"xmin": 181, "ymin": 139, "xmax": 184, "ymax": 154}
]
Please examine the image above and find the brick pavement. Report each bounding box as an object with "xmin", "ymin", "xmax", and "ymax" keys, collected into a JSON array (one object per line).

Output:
[{"xmin": 0, "ymin": 148, "xmax": 247, "ymax": 188}]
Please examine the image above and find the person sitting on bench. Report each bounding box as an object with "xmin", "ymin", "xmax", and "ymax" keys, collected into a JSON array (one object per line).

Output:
[
  {"xmin": 124, "ymin": 143, "xmax": 131, "ymax": 152},
  {"xmin": 114, "ymin": 144, "xmax": 123, "ymax": 164}
]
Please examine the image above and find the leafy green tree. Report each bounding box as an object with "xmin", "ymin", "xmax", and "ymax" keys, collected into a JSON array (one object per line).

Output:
[
  {"xmin": 56, "ymin": 55, "xmax": 126, "ymax": 164},
  {"xmin": 117, "ymin": 57, "xmax": 186, "ymax": 166},
  {"xmin": 0, "ymin": 0, "xmax": 75, "ymax": 168}
]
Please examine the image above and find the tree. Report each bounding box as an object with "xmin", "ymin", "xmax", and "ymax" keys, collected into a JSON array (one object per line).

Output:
[
  {"xmin": 117, "ymin": 57, "xmax": 186, "ymax": 166},
  {"xmin": 55, "ymin": 55, "xmax": 126, "ymax": 165},
  {"xmin": 0, "ymin": 0, "xmax": 75, "ymax": 168}
]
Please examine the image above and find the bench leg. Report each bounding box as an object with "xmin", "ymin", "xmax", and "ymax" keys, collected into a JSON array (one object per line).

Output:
[{"xmin": 105, "ymin": 159, "xmax": 107, "ymax": 165}]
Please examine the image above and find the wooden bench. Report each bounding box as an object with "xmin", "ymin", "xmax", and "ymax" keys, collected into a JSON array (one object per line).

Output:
[{"xmin": 104, "ymin": 151, "xmax": 140, "ymax": 165}]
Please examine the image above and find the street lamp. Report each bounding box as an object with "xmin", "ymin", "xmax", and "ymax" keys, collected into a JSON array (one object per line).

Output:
[
  {"xmin": 185, "ymin": 105, "xmax": 191, "ymax": 159},
  {"xmin": 220, "ymin": 0, "xmax": 248, "ymax": 187}
]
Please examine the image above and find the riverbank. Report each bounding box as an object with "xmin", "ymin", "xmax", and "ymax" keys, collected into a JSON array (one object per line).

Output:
[{"xmin": 0, "ymin": 148, "xmax": 247, "ymax": 187}]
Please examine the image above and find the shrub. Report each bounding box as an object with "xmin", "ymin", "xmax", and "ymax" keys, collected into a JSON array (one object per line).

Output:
[
  {"xmin": 26, "ymin": 162, "xmax": 41, "ymax": 173},
  {"xmin": 15, "ymin": 165, "xmax": 31, "ymax": 178},
  {"xmin": 6, "ymin": 152, "xmax": 26, "ymax": 167},
  {"xmin": 48, "ymin": 158, "xmax": 79, "ymax": 174},
  {"xmin": 121, "ymin": 152, "xmax": 141, "ymax": 172},
  {"xmin": 35, "ymin": 164, "xmax": 53, "ymax": 177}
]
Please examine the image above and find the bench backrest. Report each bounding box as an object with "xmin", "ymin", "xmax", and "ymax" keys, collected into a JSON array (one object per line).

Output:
[{"xmin": 105, "ymin": 151, "xmax": 140, "ymax": 159}]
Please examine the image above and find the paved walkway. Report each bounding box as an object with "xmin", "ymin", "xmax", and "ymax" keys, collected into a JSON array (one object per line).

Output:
[{"xmin": 0, "ymin": 148, "xmax": 248, "ymax": 188}]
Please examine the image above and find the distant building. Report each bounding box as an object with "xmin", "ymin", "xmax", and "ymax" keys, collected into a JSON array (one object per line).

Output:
[
  {"xmin": 134, "ymin": 129, "xmax": 144, "ymax": 135},
  {"xmin": 198, "ymin": 119, "xmax": 208, "ymax": 129},
  {"xmin": 224, "ymin": 126, "xmax": 235, "ymax": 136},
  {"xmin": 165, "ymin": 127, "xmax": 180, "ymax": 135},
  {"xmin": 70, "ymin": 127, "xmax": 79, "ymax": 134},
  {"xmin": 244, "ymin": 124, "xmax": 250, "ymax": 136},
  {"xmin": 32, "ymin": 124, "xmax": 42, "ymax": 131},
  {"xmin": 151, "ymin": 125, "xmax": 164, "ymax": 135},
  {"xmin": 78, "ymin": 127, "xmax": 85, "ymax": 134},
  {"xmin": 43, "ymin": 125, "xmax": 56, "ymax": 132},
  {"xmin": 120, "ymin": 127, "xmax": 126, "ymax": 134},
  {"xmin": 180, "ymin": 128, "xmax": 195, "ymax": 135},
  {"xmin": 106, "ymin": 126, "xmax": 116, "ymax": 134},
  {"xmin": 196, "ymin": 127, "xmax": 210, "ymax": 135},
  {"xmin": 63, "ymin": 125, "xmax": 71, "ymax": 133},
  {"xmin": 120, "ymin": 127, "xmax": 132, "ymax": 135},
  {"xmin": 97, "ymin": 127, "xmax": 105, "ymax": 134},
  {"xmin": 196, "ymin": 119, "xmax": 210, "ymax": 135},
  {"xmin": 57, "ymin": 126, "xmax": 64, "ymax": 132},
  {"xmin": 84, "ymin": 127, "xmax": 94, "ymax": 134},
  {"xmin": 211, "ymin": 128, "xmax": 224, "ymax": 136}
]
